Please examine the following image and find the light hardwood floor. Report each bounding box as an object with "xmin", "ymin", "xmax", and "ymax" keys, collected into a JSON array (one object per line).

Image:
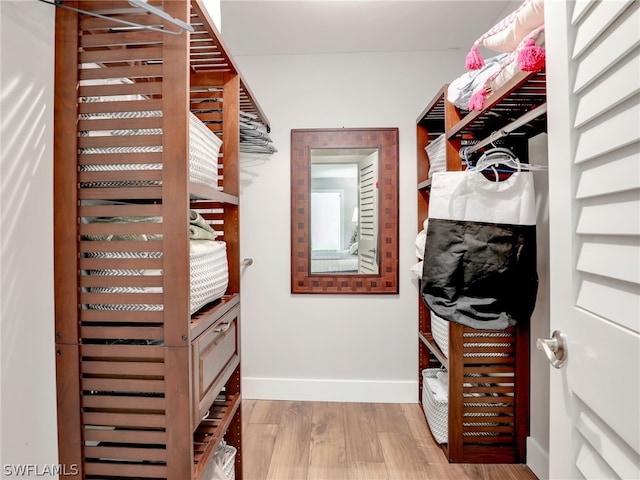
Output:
[{"xmin": 241, "ymin": 400, "xmax": 539, "ymax": 480}]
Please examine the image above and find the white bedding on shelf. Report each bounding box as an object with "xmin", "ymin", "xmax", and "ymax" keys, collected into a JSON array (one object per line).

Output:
[
  {"xmin": 311, "ymin": 257, "xmax": 358, "ymax": 273},
  {"xmin": 311, "ymin": 250, "xmax": 358, "ymax": 273},
  {"xmin": 447, "ymin": 53, "xmax": 509, "ymax": 109}
]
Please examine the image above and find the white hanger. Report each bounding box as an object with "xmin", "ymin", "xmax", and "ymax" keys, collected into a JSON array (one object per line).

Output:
[
  {"xmin": 38, "ymin": 0, "xmax": 194, "ymax": 35},
  {"xmin": 467, "ymin": 147, "xmax": 547, "ymax": 173}
]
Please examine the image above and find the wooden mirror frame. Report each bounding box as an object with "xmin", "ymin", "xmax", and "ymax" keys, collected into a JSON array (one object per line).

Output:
[{"xmin": 291, "ymin": 128, "xmax": 399, "ymax": 294}]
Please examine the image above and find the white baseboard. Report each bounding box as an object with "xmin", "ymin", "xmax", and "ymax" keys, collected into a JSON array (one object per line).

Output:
[
  {"xmin": 242, "ymin": 377, "xmax": 418, "ymax": 403},
  {"xmin": 527, "ymin": 436, "xmax": 549, "ymax": 480}
]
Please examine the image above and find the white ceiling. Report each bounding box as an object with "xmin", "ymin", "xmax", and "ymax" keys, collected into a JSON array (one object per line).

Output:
[{"xmin": 219, "ymin": 0, "xmax": 522, "ymax": 56}]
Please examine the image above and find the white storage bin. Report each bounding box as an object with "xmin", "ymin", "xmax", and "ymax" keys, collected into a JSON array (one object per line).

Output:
[
  {"xmin": 430, "ymin": 312, "xmax": 449, "ymax": 357},
  {"xmin": 201, "ymin": 441, "xmax": 236, "ymax": 480},
  {"xmin": 421, "ymin": 368, "xmax": 449, "ymax": 444},
  {"xmin": 425, "ymin": 134, "xmax": 446, "ymax": 178}
]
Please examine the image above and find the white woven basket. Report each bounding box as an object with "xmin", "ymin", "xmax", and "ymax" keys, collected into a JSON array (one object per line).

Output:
[
  {"xmin": 421, "ymin": 368, "xmax": 448, "ymax": 444},
  {"xmin": 79, "ymin": 109, "xmax": 222, "ymax": 189},
  {"xmin": 217, "ymin": 441, "xmax": 237, "ymax": 480},
  {"xmin": 188, "ymin": 111, "xmax": 223, "ymax": 188},
  {"xmin": 429, "ymin": 313, "xmax": 513, "ymax": 359},
  {"xmin": 430, "ymin": 312, "xmax": 449, "ymax": 357},
  {"xmin": 425, "ymin": 134, "xmax": 446, "ymax": 178},
  {"xmin": 87, "ymin": 240, "xmax": 228, "ymax": 314}
]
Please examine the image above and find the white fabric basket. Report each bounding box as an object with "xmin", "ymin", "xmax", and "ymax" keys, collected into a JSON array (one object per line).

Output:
[
  {"xmin": 215, "ymin": 441, "xmax": 237, "ymax": 480},
  {"xmin": 200, "ymin": 441, "xmax": 236, "ymax": 480},
  {"xmin": 425, "ymin": 134, "xmax": 446, "ymax": 178},
  {"xmin": 429, "ymin": 315, "xmax": 513, "ymax": 360},
  {"xmin": 422, "ymin": 368, "xmax": 448, "ymax": 444},
  {"xmin": 86, "ymin": 240, "xmax": 228, "ymax": 315},
  {"xmin": 80, "ymin": 109, "xmax": 222, "ymax": 189},
  {"xmin": 430, "ymin": 312, "xmax": 449, "ymax": 357}
]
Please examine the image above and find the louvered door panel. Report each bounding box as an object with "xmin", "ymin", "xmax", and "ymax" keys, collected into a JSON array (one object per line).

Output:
[
  {"xmin": 546, "ymin": 1, "xmax": 640, "ymax": 478},
  {"xmin": 357, "ymin": 151, "xmax": 379, "ymax": 274},
  {"xmin": 569, "ymin": 0, "xmax": 640, "ymax": 459}
]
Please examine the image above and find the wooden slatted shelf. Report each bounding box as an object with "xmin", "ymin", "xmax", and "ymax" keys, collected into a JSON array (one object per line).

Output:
[
  {"xmin": 193, "ymin": 393, "xmax": 241, "ymax": 479},
  {"xmin": 417, "ymin": 178, "xmax": 432, "ymax": 191},
  {"xmin": 448, "ymin": 70, "xmax": 547, "ymax": 140},
  {"xmin": 419, "ymin": 331, "xmax": 449, "ymax": 368},
  {"xmin": 417, "ymin": 69, "xmax": 542, "ymax": 464},
  {"xmin": 54, "ymin": 1, "xmax": 265, "ymax": 477}
]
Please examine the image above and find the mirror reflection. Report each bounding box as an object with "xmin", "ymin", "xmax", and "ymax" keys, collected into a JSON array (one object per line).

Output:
[{"xmin": 310, "ymin": 148, "xmax": 379, "ymax": 274}]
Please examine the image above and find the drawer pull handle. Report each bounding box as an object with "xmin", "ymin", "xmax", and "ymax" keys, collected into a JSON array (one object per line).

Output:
[{"xmin": 214, "ymin": 322, "xmax": 233, "ymax": 333}]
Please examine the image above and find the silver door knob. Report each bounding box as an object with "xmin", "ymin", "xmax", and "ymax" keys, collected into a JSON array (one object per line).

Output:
[{"xmin": 536, "ymin": 330, "xmax": 568, "ymax": 369}]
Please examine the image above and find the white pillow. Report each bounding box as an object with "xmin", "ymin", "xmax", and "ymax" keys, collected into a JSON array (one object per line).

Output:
[
  {"xmin": 489, "ymin": 26, "xmax": 546, "ymax": 92},
  {"xmin": 465, "ymin": 0, "xmax": 544, "ymax": 70},
  {"xmin": 476, "ymin": 0, "xmax": 544, "ymax": 53}
]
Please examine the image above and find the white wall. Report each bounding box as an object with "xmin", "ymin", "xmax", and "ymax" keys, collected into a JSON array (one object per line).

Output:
[
  {"xmin": 234, "ymin": 50, "xmax": 468, "ymax": 403},
  {"xmin": 201, "ymin": 0, "xmax": 221, "ymax": 31},
  {"xmin": 0, "ymin": 0, "xmax": 58, "ymax": 472}
]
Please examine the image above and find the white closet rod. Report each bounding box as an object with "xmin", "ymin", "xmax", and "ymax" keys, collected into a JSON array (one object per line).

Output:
[
  {"xmin": 461, "ymin": 103, "xmax": 548, "ymax": 157},
  {"xmin": 38, "ymin": 0, "xmax": 194, "ymax": 35}
]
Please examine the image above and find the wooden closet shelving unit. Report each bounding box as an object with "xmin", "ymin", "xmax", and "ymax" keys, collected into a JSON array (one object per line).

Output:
[
  {"xmin": 53, "ymin": 2, "xmax": 269, "ymax": 478},
  {"xmin": 417, "ymin": 69, "xmax": 546, "ymax": 464}
]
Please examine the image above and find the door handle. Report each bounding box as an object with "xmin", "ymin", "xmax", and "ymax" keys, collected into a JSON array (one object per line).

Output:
[{"xmin": 536, "ymin": 330, "xmax": 568, "ymax": 369}]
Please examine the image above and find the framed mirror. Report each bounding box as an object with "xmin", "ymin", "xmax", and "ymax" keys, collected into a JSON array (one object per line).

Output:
[{"xmin": 291, "ymin": 128, "xmax": 399, "ymax": 294}]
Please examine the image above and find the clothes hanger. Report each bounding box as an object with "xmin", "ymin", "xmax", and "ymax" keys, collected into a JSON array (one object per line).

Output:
[
  {"xmin": 467, "ymin": 146, "xmax": 547, "ymax": 173},
  {"xmin": 473, "ymin": 147, "xmax": 520, "ymax": 171},
  {"xmin": 467, "ymin": 147, "xmax": 519, "ymax": 183},
  {"xmin": 37, "ymin": 0, "xmax": 194, "ymax": 35}
]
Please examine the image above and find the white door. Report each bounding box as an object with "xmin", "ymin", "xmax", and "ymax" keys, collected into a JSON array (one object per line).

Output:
[
  {"xmin": 358, "ymin": 151, "xmax": 379, "ymax": 274},
  {"xmin": 545, "ymin": 1, "xmax": 640, "ymax": 479}
]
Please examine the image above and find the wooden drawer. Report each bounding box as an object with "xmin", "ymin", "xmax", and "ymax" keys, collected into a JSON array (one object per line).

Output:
[{"xmin": 192, "ymin": 306, "xmax": 239, "ymax": 428}]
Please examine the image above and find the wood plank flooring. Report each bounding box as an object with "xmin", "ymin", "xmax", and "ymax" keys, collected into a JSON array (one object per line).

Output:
[{"xmin": 242, "ymin": 400, "xmax": 539, "ymax": 480}]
